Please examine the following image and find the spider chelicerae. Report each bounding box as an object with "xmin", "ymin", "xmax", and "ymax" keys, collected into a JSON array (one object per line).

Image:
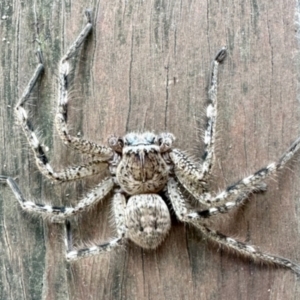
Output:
[{"xmin": 1, "ymin": 10, "xmax": 300, "ymax": 275}]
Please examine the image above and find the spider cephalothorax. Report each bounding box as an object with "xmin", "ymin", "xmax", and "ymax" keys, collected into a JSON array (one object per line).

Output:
[
  {"xmin": 1, "ymin": 10, "xmax": 300, "ymax": 275},
  {"xmin": 111, "ymin": 132, "xmax": 174, "ymax": 195}
]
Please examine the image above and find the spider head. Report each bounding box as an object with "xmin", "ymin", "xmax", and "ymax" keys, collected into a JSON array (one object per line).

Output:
[
  {"xmin": 110, "ymin": 132, "xmax": 175, "ymax": 194},
  {"xmin": 108, "ymin": 132, "xmax": 175, "ymax": 153},
  {"xmin": 124, "ymin": 132, "xmax": 158, "ymax": 147}
]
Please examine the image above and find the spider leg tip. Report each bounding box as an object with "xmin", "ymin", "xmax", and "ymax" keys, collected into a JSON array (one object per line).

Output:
[
  {"xmin": 215, "ymin": 47, "xmax": 227, "ymax": 63},
  {"xmin": 291, "ymin": 264, "xmax": 300, "ymax": 277},
  {"xmin": 35, "ymin": 50, "xmax": 44, "ymax": 64},
  {"xmin": 85, "ymin": 9, "xmax": 93, "ymax": 23},
  {"xmin": 0, "ymin": 175, "xmax": 9, "ymax": 183}
]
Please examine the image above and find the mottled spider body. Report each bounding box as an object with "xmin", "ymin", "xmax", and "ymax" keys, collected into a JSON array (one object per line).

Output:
[
  {"xmin": 1, "ymin": 10, "xmax": 300, "ymax": 275},
  {"xmin": 114, "ymin": 132, "xmax": 173, "ymax": 195},
  {"xmin": 125, "ymin": 194, "xmax": 171, "ymax": 249},
  {"xmin": 110, "ymin": 132, "xmax": 175, "ymax": 248}
]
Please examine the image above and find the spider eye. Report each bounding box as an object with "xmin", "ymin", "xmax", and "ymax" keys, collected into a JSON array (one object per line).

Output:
[
  {"xmin": 123, "ymin": 133, "xmax": 140, "ymax": 146},
  {"xmin": 158, "ymin": 133, "xmax": 175, "ymax": 152},
  {"xmin": 118, "ymin": 138, "xmax": 124, "ymax": 147},
  {"xmin": 149, "ymin": 137, "xmax": 156, "ymax": 144},
  {"xmin": 108, "ymin": 136, "xmax": 124, "ymax": 152},
  {"xmin": 143, "ymin": 133, "xmax": 156, "ymax": 144}
]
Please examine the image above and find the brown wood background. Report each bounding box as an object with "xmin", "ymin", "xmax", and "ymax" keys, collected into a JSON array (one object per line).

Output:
[{"xmin": 1, "ymin": 0, "xmax": 300, "ymax": 299}]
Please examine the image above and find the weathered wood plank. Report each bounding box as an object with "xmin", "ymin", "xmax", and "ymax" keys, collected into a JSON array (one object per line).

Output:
[{"xmin": 1, "ymin": 1, "xmax": 300, "ymax": 299}]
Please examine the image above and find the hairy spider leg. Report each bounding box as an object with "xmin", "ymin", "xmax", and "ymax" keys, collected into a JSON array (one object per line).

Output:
[
  {"xmin": 171, "ymin": 134, "xmax": 300, "ymax": 207},
  {"xmin": 171, "ymin": 47, "xmax": 300, "ymax": 208},
  {"xmin": 55, "ymin": 10, "xmax": 113, "ymax": 159},
  {"xmin": 203, "ymin": 135, "xmax": 300, "ymax": 205},
  {"xmin": 202, "ymin": 47, "xmax": 227, "ymax": 178},
  {"xmin": 167, "ymin": 178, "xmax": 300, "ymax": 275},
  {"xmin": 14, "ymin": 10, "xmax": 112, "ymax": 183},
  {"xmin": 170, "ymin": 48, "xmax": 226, "ymax": 200},
  {"xmin": 0, "ymin": 175, "xmax": 114, "ymax": 222},
  {"xmin": 65, "ymin": 192, "xmax": 126, "ymax": 260}
]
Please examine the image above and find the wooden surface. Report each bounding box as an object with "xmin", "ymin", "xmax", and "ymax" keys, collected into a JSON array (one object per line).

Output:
[{"xmin": 1, "ymin": 1, "xmax": 300, "ymax": 299}]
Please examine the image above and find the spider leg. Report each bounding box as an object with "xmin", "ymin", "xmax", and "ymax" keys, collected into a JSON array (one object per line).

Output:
[
  {"xmin": 55, "ymin": 10, "xmax": 112, "ymax": 159},
  {"xmin": 65, "ymin": 192, "xmax": 126, "ymax": 261},
  {"xmin": 0, "ymin": 175, "xmax": 114, "ymax": 222},
  {"xmin": 202, "ymin": 47, "xmax": 227, "ymax": 179},
  {"xmin": 170, "ymin": 48, "xmax": 226, "ymax": 200},
  {"xmin": 167, "ymin": 178, "xmax": 300, "ymax": 275},
  {"xmin": 171, "ymin": 148, "xmax": 266, "ymax": 205},
  {"xmin": 196, "ymin": 184, "xmax": 267, "ymax": 219},
  {"xmin": 202, "ymin": 135, "xmax": 300, "ymax": 205},
  {"xmin": 195, "ymin": 225, "xmax": 300, "ymax": 275},
  {"xmin": 172, "ymin": 136, "xmax": 300, "ymax": 206},
  {"xmin": 15, "ymin": 12, "xmax": 113, "ymax": 182}
]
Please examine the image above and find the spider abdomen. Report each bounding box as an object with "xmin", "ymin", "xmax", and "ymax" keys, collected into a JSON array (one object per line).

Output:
[{"xmin": 125, "ymin": 194, "xmax": 171, "ymax": 249}]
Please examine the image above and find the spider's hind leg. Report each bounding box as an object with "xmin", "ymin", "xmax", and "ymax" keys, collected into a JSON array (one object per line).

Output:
[
  {"xmin": 65, "ymin": 192, "xmax": 127, "ymax": 261},
  {"xmin": 195, "ymin": 224, "xmax": 300, "ymax": 275},
  {"xmin": 167, "ymin": 177, "xmax": 300, "ymax": 275}
]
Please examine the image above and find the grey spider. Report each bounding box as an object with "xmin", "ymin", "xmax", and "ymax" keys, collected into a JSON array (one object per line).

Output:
[{"xmin": 1, "ymin": 10, "xmax": 300, "ymax": 275}]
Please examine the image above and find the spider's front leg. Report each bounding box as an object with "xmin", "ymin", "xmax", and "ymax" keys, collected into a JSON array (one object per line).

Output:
[
  {"xmin": 65, "ymin": 192, "xmax": 126, "ymax": 260},
  {"xmin": 170, "ymin": 47, "xmax": 267, "ymax": 206},
  {"xmin": 14, "ymin": 10, "xmax": 113, "ymax": 183},
  {"xmin": 167, "ymin": 178, "xmax": 300, "ymax": 275},
  {"xmin": 170, "ymin": 48, "xmax": 227, "ymax": 201},
  {"xmin": 55, "ymin": 10, "xmax": 112, "ymax": 159}
]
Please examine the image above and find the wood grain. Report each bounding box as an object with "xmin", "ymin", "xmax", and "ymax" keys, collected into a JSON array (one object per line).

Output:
[{"xmin": 1, "ymin": 0, "xmax": 300, "ymax": 299}]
